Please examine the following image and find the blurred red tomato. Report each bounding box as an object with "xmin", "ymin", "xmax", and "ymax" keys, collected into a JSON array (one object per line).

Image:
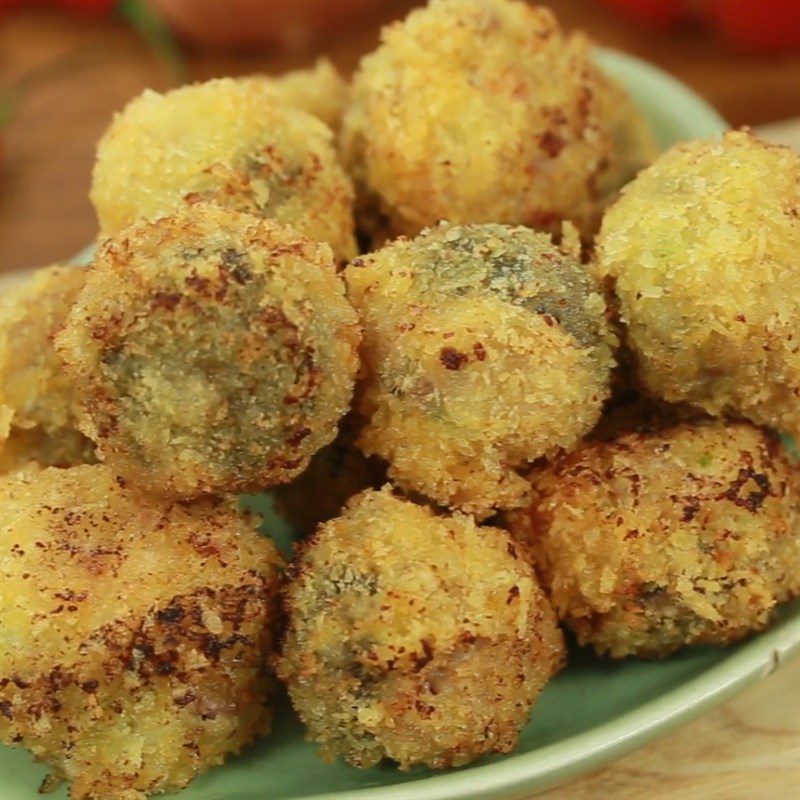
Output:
[
  {"xmin": 150, "ymin": 0, "xmax": 378, "ymax": 49},
  {"xmin": 602, "ymin": 0, "xmax": 800, "ymax": 52},
  {"xmin": 711, "ymin": 0, "xmax": 800, "ymax": 52}
]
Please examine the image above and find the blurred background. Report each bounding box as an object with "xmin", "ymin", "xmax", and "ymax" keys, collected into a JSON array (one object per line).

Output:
[{"xmin": 1, "ymin": 0, "xmax": 799, "ymax": 272}]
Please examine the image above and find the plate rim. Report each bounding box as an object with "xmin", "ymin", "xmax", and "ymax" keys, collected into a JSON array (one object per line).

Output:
[
  {"xmin": 595, "ymin": 46, "xmax": 728, "ymax": 136},
  {"xmin": 4, "ymin": 46, "xmax": 797, "ymax": 800}
]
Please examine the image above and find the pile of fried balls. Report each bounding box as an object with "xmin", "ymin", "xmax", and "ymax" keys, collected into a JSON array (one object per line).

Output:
[{"xmin": 1, "ymin": 1, "xmax": 797, "ymax": 798}]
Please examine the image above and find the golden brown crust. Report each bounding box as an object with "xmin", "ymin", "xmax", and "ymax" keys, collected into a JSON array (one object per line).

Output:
[
  {"xmin": 0, "ymin": 464, "xmax": 284, "ymax": 800},
  {"xmin": 596, "ymin": 130, "xmax": 800, "ymax": 437},
  {"xmin": 341, "ymin": 0, "xmax": 620, "ymax": 239},
  {"xmin": 508, "ymin": 421, "xmax": 800, "ymax": 658},
  {"xmin": 0, "ymin": 265, "xmax": 96, "ymax": 473},
  {"xmin": 0, "ymin": 426, "xmax": 97, "ymax": 475},
  {"xmin": 56, "ymin": 204, "xmax": 360, "ymax": 498},
  {"xmin": 91, "ymin": 77, "xmax": 356, "ymax": 261},
  {"xmin": 245, "ymin": 59, "xmax": 349, "ymax": 134},
  {"xmin": 276, "ymin": 486, "xmax": 564, "ymax": 770},
  {"xmin": 345, "ymin": 222, "xmax": 615, "ymax": 518}
]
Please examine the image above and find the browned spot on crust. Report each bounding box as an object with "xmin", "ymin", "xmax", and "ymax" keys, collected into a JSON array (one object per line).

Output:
[
  {"xmin": 539, "ymin": 131, "xmax": 565, "ymax": 158},
  {"xmin": 151, "ymin": 292, "xmax": 181, "ymax": 311},
  {"xmin": 439, "ymin": 347, "xmax": 468, "ymax": 371},
  {"xmin": 681, "ymin": 500, "xmax": 700, "ymax": 522},
  {"xmin": 411, "ymin": 639, "xmax": 435, "ymax": 672},
  {"xmin": 721, "ymin": 466, "xmax": 771, "ymax": 512},
  {"xmin": 287, "ymin": 427, "xmax": 312, "ymax": 447},
  {"xmin": 184, "ymin": 274, "xmax": 211, "ymax": 294}
]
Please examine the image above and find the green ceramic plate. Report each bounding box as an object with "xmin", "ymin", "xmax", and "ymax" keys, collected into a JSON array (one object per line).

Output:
[{"xmin": 2, "ymin": 49, "xmax": 798, "ymax": 800}]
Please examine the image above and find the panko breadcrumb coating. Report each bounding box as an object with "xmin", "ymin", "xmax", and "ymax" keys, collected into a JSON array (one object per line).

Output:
[
  {"xmin": 274, "ymin": 415, "xmax": 385, "ymax": 535},
  {"xmin": 91, "ymin": 77, "xmax": 356, "ymax": 261},
  {"xmin": 0, "ymin": 426, "xmax": 96, "ymax": 476},
  {"xmin": 251, "ymin": 58, "xmax": 349, "ymax": 133},
  {"xmin": 508, "ymin": 421, "xmax": 799, "ymax": 658},
  {"xmin": 0, "ymin": 464, "xmax": 284, "ymax": 800},
  {"xmin": 346, "ymin": 223, "xmax": 615, "ymax": 518},
  {"xmin": 597, "ymin": 130, "xmax": 800, "ymax": 437},
  {"xmin": 0, "ymin": 265, "xmax": 96, "ymax": 473},
  {"xmin": 340, "ymin": 0, "xmax": 618, "ymax": 239},
  {"xmin": 277, "ymin": 487, "xmax": 564, "ymax": 769},
  {"xmin": 56, "ymin": 204, "xmax": 360, "ymax": 498},
  {"xmin": 593, "ymin": 70, "xmax": 658, "ymax": 207}
]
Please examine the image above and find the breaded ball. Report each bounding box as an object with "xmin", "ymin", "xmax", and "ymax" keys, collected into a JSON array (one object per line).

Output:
[
  {"xmin": 593, "ymin": 70, "xmax": 658, "ymax": 207},
  {"xmin": 91, "ymin": 77, "xmax": 356, "ymax": 261},
  {"xmin": 340, "ymin": 0, "xmax": 617, "ymax": 238},
  {"xmin": 597, "ymin": 130, "xmax": 800, "ymax": 436},
  {"xmin": 0, "ymin": 464, "xmax": 283, "ymax": 800},
  {"xmin": 508, "ymin": 421, "xmax": 799, "ymax": 658},
  {"xmin": 276, "ymin": 487, "xmax": 564, "ymax": 770},
  {"xmin": 274, "ymin": 415, "xmax": 385, "ymax": 535},
  {"xmin": 56, "ymin": 204, "xmax": 360, "ymax": 497},
  {"xmin": 251, "ymin": 58, "xmax": 349, "ymax": 133},
  {"xmin": 0, "ymin": 265, "xmax": 96, "ymax": 473},
  {"xmin": 345, "ymin": 222, "xmax": 615, "ymax": 518}
]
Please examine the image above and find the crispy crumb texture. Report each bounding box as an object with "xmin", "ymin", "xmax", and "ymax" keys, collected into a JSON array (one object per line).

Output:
[
  {"xmin": 0, "ymin": 464, "xmax": 284, "ymax": 800},
  {"xmin": 346, "ymin": 222, "xmax": 615, "ymax": 518},
  {"xmin": 0, "ymin": 265, "xmax": 96, "ymax": 473},
  {"xmin": 91, "ymin": 77, "xmax": 356, "ymax": 260},
  {"xmin": 247, "ymin": 59, "xmax": 349, "ymax": 134},
  {"xmin": 597, "ymin": 130, "xmax": 800, "ymax": 436},
  {"xmin": 277, "ymin": 486, "xmax": 564, "ymax": 770},
  {"xmin": 508, "ymin": 421, "xmax": 800, "ymax": 658},
  {"xmin": 56, "ymin": 204, "xmax": 360, "ymax": 497},
  {"xmin": 341, "ymin": 0, "xmax": 647, "ymax": 239}
]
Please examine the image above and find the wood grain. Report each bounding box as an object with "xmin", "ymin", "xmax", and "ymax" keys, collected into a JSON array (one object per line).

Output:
[
  {"xmin": 538, "ymin": 660, "xmax": 800, "ymax": 800},
  {"xmin": 0, "ymin": 5, "xmax": 798, "ymax": 798}
]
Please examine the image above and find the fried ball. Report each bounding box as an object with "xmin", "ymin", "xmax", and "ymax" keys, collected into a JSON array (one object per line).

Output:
[
  {"xmin": 274, "ymin": 415, "xmax": 385, "ymax": 535},
  {"xmin": 345, "ymin": 222, "xmax": 615, "ymax": 518},
  {"xmin": 56, "ymin": 204, "xmax": 360, "ymax": 498},
  {"xmin": 0, "ymin": 464, "xmax": 283, "ymax": 800},
  {"xmin": 593, "ymin": 70, "xmax": 658, "ymax": 207},
  {"xmin": 340, "ymin": 0, "xmax": 617, "ymax": 238},
  {"xmin": 91, "ymin": 77, "xmax": 356, "ymax": 261},
  {"xmin": 0, "ymin": 265, "xmax": 96, "ymax": 473},
  {"xmin": 596, "ymin": 130, "xmax": 800, "ymax": 437},
  {"xmin": 250, "ymin": 58, "xmax": 349, "ymax": 133},
  {"xmin": 276, "ymin": 486, "xmax": 564, "ymax": 770},
  {"xmin": 507, "ymin": 421, "xmax": 799, "ymax": 658}
]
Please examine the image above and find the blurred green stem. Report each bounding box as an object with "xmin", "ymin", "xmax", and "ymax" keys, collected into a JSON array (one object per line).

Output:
[
  {"xmin": 0, "ymin": 1, "xmax": 184, "ymax": 132},
  {"xmin": 118, "ymin": 0, "xmax": 187, "ymax": 86}
]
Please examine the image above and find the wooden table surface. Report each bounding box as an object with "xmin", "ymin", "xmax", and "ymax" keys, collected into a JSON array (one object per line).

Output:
[{"xmin": 1, "ymin": 3, "xmax": 799, "ymax": 799}]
